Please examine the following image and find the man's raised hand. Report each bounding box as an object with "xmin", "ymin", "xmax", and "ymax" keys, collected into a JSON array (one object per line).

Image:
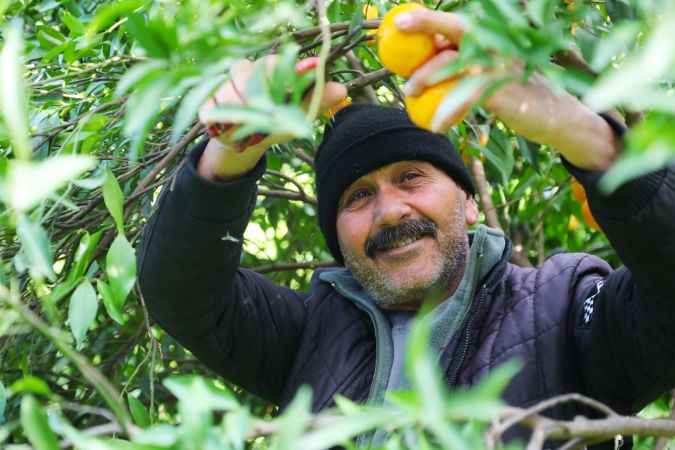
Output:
[
  {"xmin": 395, "ymin": 7, "xmax": 619, "ymax": 170},
  {"xmin": 197, "ymin": 55, "xmax": 347, "ymax": 182}
]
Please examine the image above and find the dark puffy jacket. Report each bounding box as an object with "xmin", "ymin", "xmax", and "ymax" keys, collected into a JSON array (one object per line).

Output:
[{"xmin": 138, "ymin": 141, "xmax": 675, "ymax": 449}]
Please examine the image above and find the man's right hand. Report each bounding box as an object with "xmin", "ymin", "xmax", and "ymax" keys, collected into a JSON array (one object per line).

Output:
[{"xmin": 197, "ymin": 55, "xmax": 347, "ymax": 182}]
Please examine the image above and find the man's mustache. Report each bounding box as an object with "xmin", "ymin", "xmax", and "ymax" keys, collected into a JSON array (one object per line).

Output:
[{"xmin": 365, "ymin": 218, "xmax": 437, "ymax": 258}]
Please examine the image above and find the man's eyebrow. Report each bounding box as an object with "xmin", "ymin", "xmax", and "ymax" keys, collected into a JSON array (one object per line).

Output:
[{"xmin": 339, "ymin": 181, "xmax": 366, "ymax": 206}]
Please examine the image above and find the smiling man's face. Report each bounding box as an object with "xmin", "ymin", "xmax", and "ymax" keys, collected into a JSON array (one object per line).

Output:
[{"xmin": 336, "ymin": 160, "xmax": 478, "ymax": 310}]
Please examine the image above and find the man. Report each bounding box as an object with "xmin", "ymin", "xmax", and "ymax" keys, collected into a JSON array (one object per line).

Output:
[{"xmin": 137, "ymin": 8, "xmax": 675, "ymax": 449}]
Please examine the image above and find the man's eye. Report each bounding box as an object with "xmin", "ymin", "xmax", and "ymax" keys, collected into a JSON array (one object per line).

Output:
[
  {"xmin": 400, "ymin": 171, "xmax": 421, "ymax": 182},
  {"xmin": 346, "ymin": 189, "xmax": 370, "ymax": 207}
]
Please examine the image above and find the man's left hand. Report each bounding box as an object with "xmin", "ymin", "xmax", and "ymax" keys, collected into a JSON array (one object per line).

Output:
[{"xmin": 395, "ymin": 7, "xmax": 620, "ymax": 171}]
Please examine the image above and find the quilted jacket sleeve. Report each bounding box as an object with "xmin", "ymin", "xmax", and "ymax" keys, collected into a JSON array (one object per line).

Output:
[
  {"xmin": 565, "ymin": 118, "xmax": 675, "ymax": 413},
  {"xmin": 137, "ymin": 141, "xmax": 307, "ymax": 404}
]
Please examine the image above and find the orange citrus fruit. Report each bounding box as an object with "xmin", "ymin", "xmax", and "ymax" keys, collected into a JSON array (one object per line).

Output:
[
  {"xmin": 570, "ymin": 178, "xmax": 586, "ymax": 204},
  {"xmin": 323, "ymin": 96, "xmax": 353, "ymax": 119},
  {"xmin": 460, "ymin": 142, "xmax": 471, "ymax": 166},
  {"xmin": 377, "ymin": 3, "xmax": 436, "ymax": 78},
  {"xmin": 363, "ymin": 4, "xmax": 379, "ymax": 44},
  {"xmin": 581, "ymin": 200, "xmax": 601, "ymax": 231},
  {"xmin": 361, "ymin": 3, "xmax": 380, "ymax": 45},
  {"xmin": 363, "ymin": 4, "xmax": 379, "ymax": 20},
  {"xmin": 568, "ymin": 214, "xmax": 580, "ymax": 231},
  {"xmin": 404, "ymin": 79, "xmax": 467, "ymax": 131},
  {"xmin": 479, "ymin": 130, "xmax": 489, "ymax": 147}
]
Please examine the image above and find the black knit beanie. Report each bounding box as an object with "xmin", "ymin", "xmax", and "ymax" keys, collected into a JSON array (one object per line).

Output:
[{"xmin": 315, "ymin": 103, "xmax": 476, "ymax": 265}]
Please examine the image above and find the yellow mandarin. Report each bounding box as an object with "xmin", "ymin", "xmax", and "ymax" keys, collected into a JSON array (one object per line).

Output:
[
  {"xmin": 404, "ymin": 79, "xmax": 466, "ymax": 131},
  {"xmin": 581, "ymin": 200, "xmax": 602, "ymax": 231},
  {"xmin": 570, "ymin": 178, "xmax": 587, "ymax": 204},
  {"xmin": 377, "ymin": 3, "xmax": 436, "ymax": 78}
]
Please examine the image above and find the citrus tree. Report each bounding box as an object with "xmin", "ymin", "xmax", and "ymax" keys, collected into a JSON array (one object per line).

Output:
[{"xmin": 0, "ymin": 0, "xmax": 674, "ymax": 449}]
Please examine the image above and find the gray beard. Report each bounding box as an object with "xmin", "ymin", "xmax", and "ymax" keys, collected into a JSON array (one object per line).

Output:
[{"xmin": 340, "ymin": 204, "xmax": 470, "ymax": 310}]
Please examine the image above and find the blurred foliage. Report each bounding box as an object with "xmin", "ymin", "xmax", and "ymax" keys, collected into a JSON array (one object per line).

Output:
[{"xmin": 0, "ymin": 0, "xmax": 674, "ymax": 448}]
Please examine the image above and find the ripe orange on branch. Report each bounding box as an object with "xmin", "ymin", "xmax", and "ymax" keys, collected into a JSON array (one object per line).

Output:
[
  {"xmin": 570, "ymin": 178, "xmax": 587, "ymax": 204},
  {"xmin": 581, "ymin": 201, "xmax": 601, "ymax": 231},
  {"xmin": 363, "ymin": 4, "xmax": 379, "ymax": 44},
  {"xmin": 377, "ymin": 3, "xmax": 436, "ymax": 78},
  {"xmin": 323, "ymin": 96, "xmax": 353, "ymax": 119}
]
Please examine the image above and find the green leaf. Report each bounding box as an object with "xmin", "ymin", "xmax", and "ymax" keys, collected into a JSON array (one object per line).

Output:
[
  {"xmin": 405, "ymin": 312, "xmax": 446, "ymax": 418},
  {"xmin": 133, "ymin": 424, "xmax": 178, "ymax": 446},
  {"xmin": 0, "ymin": 381, "xmax": 6, "ymax": 424},
  {"xmin": 297, "ymin": 410, "xmax": 401, "ymax": 450},
  {"xmin": 98, "ymin": 279, "xmax": 125, "ymax": 324},
  {"xmin": 105, "ymin": 233, "xmax": 136, "ymax": 313},
  {"xmin": 171, "ymin": 75, "xmax": 225, "ymax": 144},
  {"xmin": 599, "ymin": 145, "xmax": 673, "ymax": 193},
  {"xmin": 526, "ymin": 0, "xmax": 556, "ymax": 27},
  {"xmin": 36, "ymin": 25, "xmax": 66, "ymax": 49},
  {"xmin": 248, "ymin": 2, "xmax": 308, "ymax": 33},
  {"xmin": 482, "ymin": 0, "xmax": 527, "ymax": 27},
  {"xmin": 21, "ymin": 396, "xmax": 59, "ymax": 450},
  {"xmin": 163, "ymin": 376, "xmax": 238, "ymax": 411},
  {"xmin": 40, "ymin": 277, "xmax": 80, "ymax": 306},
  {"xmin": 584, "ymin": 10, "xmax": 675, "ymax": 111},
  {"xmin": 164, "ymin": 376, "xmax": 239, "ymax": 448},
  {"xmin": 16, "ymin": 216, "xmax": 54, "ymax": 281},
  {"xmin": 590, "ymin": 22, "xmax": 641, "ymax": 72},
  {"xmin": 205, "ymin": 104, "xmax": 312, "ymax": 140},
  {"xmin": 333, "ymin": 395, "xmax": 362, "ymax": 415},
  {"xmin": 128, "ymin": 394, "xmax": 150, "ymax": 428},
  {"xmin": 272, "ymin": 386, "xmax": 313, "ymax": 450},
  {"xmin": 123, "ymin": 74, "xmax": 173, "ymax": 139},
  {"xmin": 103, "ymin": 170, "xmax": 125, "ymax": 234},
  {"xmin": 432, "ymin": 75, "xmax": 487, "ymax": 132},
  {"xmin": 125, "ymin": 13, "xmax": 170, "ymax": 59},
  {"xmin": 85, "ymin": 0, "xmax": 146, "ymax": 43},
  {"xmin": 222, "ymin": 407, "xmax": 252, "ymax": 450},
  {"xmin": 114, "ymin": 60, "xmax": 167, "ymax": 98},
  {"xmin": 0, "ymin": 20, "xmax": 30, "ymax": 160},
  {"xmin": 70, "ymin": 231, "xmax": 103, "ymax": 282},
  {"xmin": 6, "ymin": 155, "xmax": 96, "ymax": 211},
  {"xmin": 10, "ymin": 376, "xmax": 52, "ymax": 396},
  {"xmin": 68, "ymin": 280, "xmax": 98, "ymax": 346},
  {"xmin": 61, "ymin": 11, "xmax": 85, "ymax": 36},
  {"xmin": 516, "ymin": 137, "xmax": 541, "ymax": 173}
]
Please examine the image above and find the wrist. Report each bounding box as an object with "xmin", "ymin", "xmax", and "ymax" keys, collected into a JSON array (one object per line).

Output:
[
  {"xmin": 197, "ymin": 138, "xmax": 268, "ymax": 182},
  {"xmin": 485, "ymin": 74, "xmax": 621, "ymax": 171},
  {"xmin": 558, "ymin": 112, "xmax": 620, "ymax": 171}
]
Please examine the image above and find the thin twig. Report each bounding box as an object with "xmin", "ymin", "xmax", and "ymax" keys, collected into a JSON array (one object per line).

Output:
[
  {"xmin": 258, "ymin": 188, "xmax": 317, "ymax": 205},
  {"xmin": 305, "ymin": 0, "xmax": 332, "ymax": 122},
  {"xmin": 345, "ymin": 50, "xmax": 379, "ymax": 103},
  {"xmin": 251, "ymin": 260, "xmax": 336, "ymax": 274},
  {"xmin": 491, "ymin": 393, "xmax": 618, "ymax": 445},
  {"xmin": 0, "ymin": 284, "xmax": 133, "ymax": 433}
]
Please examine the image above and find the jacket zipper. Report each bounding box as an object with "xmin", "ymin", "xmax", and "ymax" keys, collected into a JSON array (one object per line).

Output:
[
  {"xmin": 329, "ymin": 281, "xmax": 384, "ymax": 404},
  {"xmin": 329, "ymin": 279, "xmax": 390, "ymax": 448},
  {"xmin": 448, "ymin": 283, "xmax": 487, "ymax": 386}
]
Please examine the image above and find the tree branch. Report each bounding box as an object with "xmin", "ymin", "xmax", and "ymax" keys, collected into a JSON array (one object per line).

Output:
[{"xmin": 251, "ymin": 260, "xmax": 336, "ymax": 274}]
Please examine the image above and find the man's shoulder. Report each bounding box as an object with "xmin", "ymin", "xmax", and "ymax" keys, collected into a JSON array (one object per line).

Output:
[{"xmin": 499, "ymin": 251, "xmax": 611, "ymax": 302}]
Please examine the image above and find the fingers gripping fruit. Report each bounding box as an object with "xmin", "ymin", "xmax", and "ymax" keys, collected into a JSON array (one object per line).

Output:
[
  {"xmin": 377, "ymin": 3, "xmax": 436, "ymax": 78},
  {"xmin": 378, "ymin": 4, "xmax": 468, "ymax": 131},
  {"xmin": 404, "ymin": 79, "xmax": 466, "ymax": 131}
]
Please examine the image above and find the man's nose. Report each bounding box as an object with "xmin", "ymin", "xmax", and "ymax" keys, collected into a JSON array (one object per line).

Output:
[{"xmin": 372, "ymin": 186, "xmax": 412, "ymax": 229}]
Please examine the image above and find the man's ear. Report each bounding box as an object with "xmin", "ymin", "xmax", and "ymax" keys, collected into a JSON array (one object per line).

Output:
[{"xmin": 465, "ymin": 196, "xmax": 479, "ymax": 225}]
